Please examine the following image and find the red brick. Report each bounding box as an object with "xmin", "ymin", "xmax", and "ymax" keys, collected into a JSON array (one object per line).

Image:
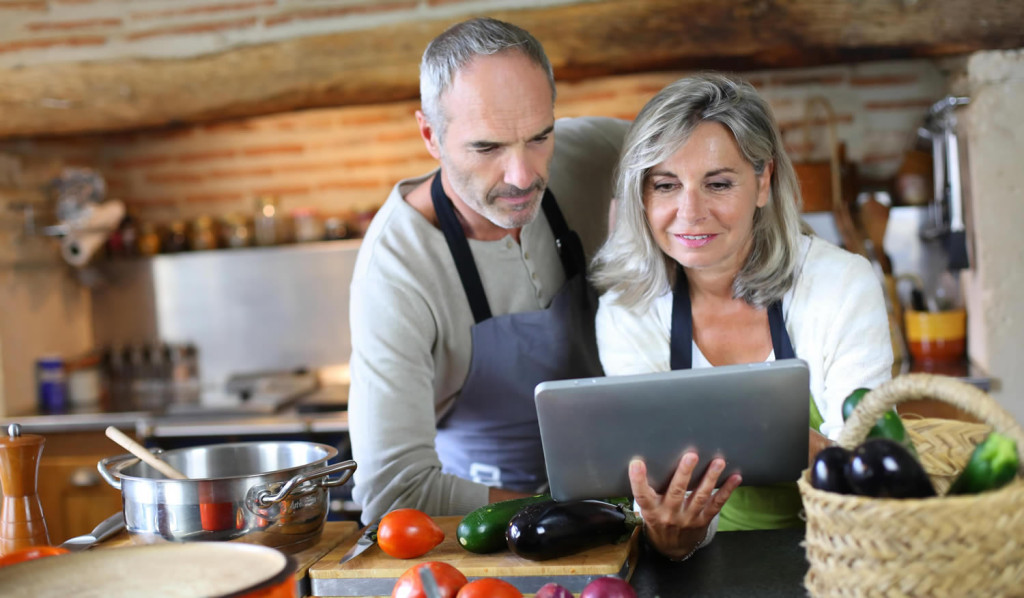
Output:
[
  {"xmin": 776, "ymin": 114, "xmax": 854, "ymax": 130},
  {"xmin": 559, "ymin": 90, "xmax": 618, "ymax": 104},
  {"xmin": 317, "ymin": 178, "xmax": 383, "ymax": 191},
  {"xmin": 0, "ymin": 35, "xmax": 105, "ymax": 54},
  {"xmin": 0, "ymin": 2, "xmax": 47, "ymax": 11},
  {"xmin": 271, "ymin": 161, "xmax": 339, "ymax": 174},
  {"xmin": 110, "ymin": 155, "xmax": 171, "ymax": 169},
  {"xmin": 131, "ymin": 0, "xmax": 274, "ymax": 20},
  {"xmin": 207, "ymin": 166, "xmax": 274, "ymax": 178},
  {"xmin": 250, "ymin": 185, "xmax": 312, "ymax": 197},
  {"xmin": 265, "ymin": 1, "xmax": 417, "ymax": 27},
  {"xmin": 850, "ymin": 74, "xmax": 919, "ymax": 87},
  {"xmin": 202, "ymin": 120, "xmax": 260, "ymax": 134},
  {"xmin": 124, "ymin": 197, "xmax": 179, "ymax": 209},
  {"xmin": 185, "ymin": 191, "xmax": 246, "ymax": 203},
  {"xmin": 26, "ymin": 17, "xmax": 122, "ymax": 31},
  {"xmin": 337, "ymin": 111, "xmax": 405, "ymax": 126},
  {"xmin": 863, "ymin": 99, "xmax": 934, "ymax": 111},
  {"xmin": 127, "ymin": 17, "xmax": 259, "ymax": 41},
  {"xmin": 242, "ymin": 144, "xmax": 305, "ymax": 157},
  {"xmin": 374, "ymin": 129, "xmax": 421, "ymax": 143},
  {"xmin": 146, "ymin": 171, "xmax": 208, "ymax": 184},
  {"xmin": 177, "ymin": 149, "xmax": 238, "ymax": 163}
]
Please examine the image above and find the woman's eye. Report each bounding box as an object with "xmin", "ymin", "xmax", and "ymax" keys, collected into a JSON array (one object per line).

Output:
[
  {"xmin": 652, "ymin": 181, "xmax": 678, "ymax": 193},
  {"xmin": 708, "ymin": 181, "xmax": 733, "ymax": 191}
]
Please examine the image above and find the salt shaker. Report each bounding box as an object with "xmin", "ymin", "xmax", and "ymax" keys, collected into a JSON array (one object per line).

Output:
[{"xmin": 0, "ymin": 423, "xmax": 50, "ymax": 554}]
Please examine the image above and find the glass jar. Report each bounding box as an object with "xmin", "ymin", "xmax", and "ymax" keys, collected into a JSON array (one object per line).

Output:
[
  {"xmin": 292, "ymin": 208, "xmax": 323, "ymax": 243},
  {"xmin": 253, "ymin": 196, "xmax": 280, "ymax": 246},
  {"xmin": 137, "ymin": 222, "xmax": 162, "ymax": 256},
  {"xmin": 190, "ymin": 215, "xmax": 218, "ymax": 251},
  {"xmin": 163, "ymin": 221, "xmax": 189, "ymax": 253},
  {"xmin": 222, "ymin": 214, "xmax": 251, "ymax": 248}
]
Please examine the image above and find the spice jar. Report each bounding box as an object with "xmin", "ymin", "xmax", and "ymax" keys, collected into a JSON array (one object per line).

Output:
[
  {"xmin": 190, "ymin": 215, "xmax": 218, "ymax": 251},
  {"xmin": 292, "ymin": 208, "xmax": 324, "ymax": 243},
  {"xmin": 137, "ymin": 222, "xmax": 162, "ymax": 256},
  {"xmin": 222, "ymin": 214, "xmax": 251, "ymax": 248},
  {"xmin": 253, "ymin": 196, "xmax": 280, "ymax": 246},
  {"xmin": 163, "ymin": 221, "xmax": 189, "ymax": 253}
]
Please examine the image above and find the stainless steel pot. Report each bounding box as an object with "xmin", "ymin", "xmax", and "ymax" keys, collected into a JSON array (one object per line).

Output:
[{"xmin": 98, "ymin": 441, "xmax": 356, "ymax": 554}]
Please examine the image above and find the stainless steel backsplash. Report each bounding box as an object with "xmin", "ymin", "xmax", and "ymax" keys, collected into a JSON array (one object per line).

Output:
[{"xmin": 91, "ymin": 240, "xmax": 361, "ymax": 389}]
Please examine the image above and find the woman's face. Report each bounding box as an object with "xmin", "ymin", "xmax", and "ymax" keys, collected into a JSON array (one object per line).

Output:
[{"xmin": 643, "ymin": 121, "xmax": 772, "ymax": 280}]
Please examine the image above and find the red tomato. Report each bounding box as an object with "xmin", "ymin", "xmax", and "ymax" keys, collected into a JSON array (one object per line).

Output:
[
  {"xmin": 0, "ymin": 545, "xmax": 70, "ymax": 568},
  {"xmin": 455, "ymin": 578, "xmax": 523, "ymax": 598},
  {"xmin": 378, "ymin": 508, "xmax": 445, "ymax": 559},
  {"xmin": 391, "ymin": 561, "xmax": 468, "ymax": 598}
]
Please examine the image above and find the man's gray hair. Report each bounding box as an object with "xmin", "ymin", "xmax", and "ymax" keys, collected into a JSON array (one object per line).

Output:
[
  {"xmin": 420, "ymin": 17, "xmax": 555, "ymax": 138},
  {"xmin": 591, "ymin": 73, "xmax": 810, "ymax": 310}
]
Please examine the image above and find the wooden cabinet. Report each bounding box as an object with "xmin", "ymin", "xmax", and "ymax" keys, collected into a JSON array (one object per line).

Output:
[{"xmin": 35, "ymin": 430, "xmax": 126, "ymax": 544}]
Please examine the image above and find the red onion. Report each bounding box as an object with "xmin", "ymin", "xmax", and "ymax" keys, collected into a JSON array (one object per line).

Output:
[
  {"xmin": 534, "ymin": 582, "xmax": 574, "ymax": 598},
  {"xmin": 580, "ymin": 577, "xmax": 637, "ymax": 598}
]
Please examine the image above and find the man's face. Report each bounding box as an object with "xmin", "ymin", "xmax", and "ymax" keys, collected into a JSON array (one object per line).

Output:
[{"xmin": 426, "ymin": 51, "xmax": 556, "ymax": 233}]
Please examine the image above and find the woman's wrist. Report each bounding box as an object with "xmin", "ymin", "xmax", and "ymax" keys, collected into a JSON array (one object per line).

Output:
[{"xmin": 645, "ymin": 524, "xmax": 709, "ymax": 562}]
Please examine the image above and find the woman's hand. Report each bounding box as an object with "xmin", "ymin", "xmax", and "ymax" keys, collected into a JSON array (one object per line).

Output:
[{"xmin": 629, "ymin": 452, "xmax": 742, "ymax": 560}]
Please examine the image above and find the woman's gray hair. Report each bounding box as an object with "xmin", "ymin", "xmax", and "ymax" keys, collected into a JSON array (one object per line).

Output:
[
  {"xmin": 591, "ymin": 73, "xmax": 809, "ymax": 310},
  {"xmin": 420, "ymin": 17, "xmax": 555, "ymax": 139}
]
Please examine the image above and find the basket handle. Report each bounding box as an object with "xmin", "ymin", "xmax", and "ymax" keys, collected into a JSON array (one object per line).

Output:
[{"xmin": 837, "ymin": 373, "xmax": 1024, "ymax": 475}]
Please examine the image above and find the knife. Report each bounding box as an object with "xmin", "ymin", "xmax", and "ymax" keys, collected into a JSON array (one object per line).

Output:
[
  {"xmin": 418, "ymin": 566, "xmax": 443, "ymax": 598},
  {"xmin": 337, "ymin": 521, "xmax": 379, "ymax": 565},
  {"xmin": 58, "ymin": 512, "xmax": 125, "ymax": 552}
]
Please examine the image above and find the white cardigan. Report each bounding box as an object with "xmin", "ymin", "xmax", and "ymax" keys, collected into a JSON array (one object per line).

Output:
[{"xmin": 595, "ymin": 235, "xmax": 894, "ymax": 440}]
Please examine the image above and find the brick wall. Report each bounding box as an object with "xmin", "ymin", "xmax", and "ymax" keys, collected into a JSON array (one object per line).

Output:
[
  {"xmin": 0, "ymin": 0, "xmax": 587, "ymax": 68},
  {"xmin": 0, "ymin": 58, "xmax": 953, "ymax": 230}
]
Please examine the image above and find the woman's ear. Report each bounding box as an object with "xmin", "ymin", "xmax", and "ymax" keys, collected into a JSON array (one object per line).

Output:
[{"xmin": 756, "ymin": 160, "xmax": 774, "ymax": 208}]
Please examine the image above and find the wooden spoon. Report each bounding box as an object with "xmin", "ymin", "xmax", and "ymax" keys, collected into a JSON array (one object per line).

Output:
[{"xmin": 104, "ymin": 426, "xmax": 187, "ymax": 480}]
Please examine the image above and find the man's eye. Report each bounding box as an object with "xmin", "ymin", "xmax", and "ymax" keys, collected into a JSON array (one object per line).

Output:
[
  {"xmin": 476, "ymin": 146, "xmax": 497, "ymax": 154},
  {"xmin": 531, "ymin": 135, "xmax": 550, "ymax": 144}
]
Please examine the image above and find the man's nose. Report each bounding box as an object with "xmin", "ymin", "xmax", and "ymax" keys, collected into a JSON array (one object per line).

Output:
[{"xmin": 503, "ymin": 150, "xmax": 537, "ymax": 191}]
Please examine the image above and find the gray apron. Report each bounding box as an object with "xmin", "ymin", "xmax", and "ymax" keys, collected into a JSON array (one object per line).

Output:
[{"xmin": 431, "ymin": 173, "xmax": 603, "ymax": 492}]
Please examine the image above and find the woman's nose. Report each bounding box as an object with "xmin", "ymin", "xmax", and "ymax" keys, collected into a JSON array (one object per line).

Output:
[{"xmin": 676, "ymin": 188, "xmax": 707, "ymax": 222}]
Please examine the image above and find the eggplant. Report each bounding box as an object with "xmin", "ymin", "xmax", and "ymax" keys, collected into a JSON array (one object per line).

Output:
[
  {"xmin": 810, "ymin": 446, "xmax": 854, "ymax": 494},
  {"xmin": 845, "ymin": 438, "xmax": 935, "ymax": 499},
  {"xmin": 506, "ymin": 500, "xmax": 642, "ymax": 561}
]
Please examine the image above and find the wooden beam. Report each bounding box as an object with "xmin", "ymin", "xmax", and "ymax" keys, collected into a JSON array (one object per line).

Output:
[{"xmin": 2, "ymin": 0, "xmax": 1022, "ymax": 139}]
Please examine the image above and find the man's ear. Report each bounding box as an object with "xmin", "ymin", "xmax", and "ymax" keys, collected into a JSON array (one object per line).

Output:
[{"xmin": 416, "ymin": 110, "xmax": 443, "ymax": 160}]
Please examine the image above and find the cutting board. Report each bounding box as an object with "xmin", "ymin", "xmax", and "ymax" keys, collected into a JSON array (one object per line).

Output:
[
  {"xmin": 100, "ymin": 520, "xmax": 359, "ymax": 597},
  {"xmin": 308, "ymin": 516, "xmax": 640, "ymax": 597}
]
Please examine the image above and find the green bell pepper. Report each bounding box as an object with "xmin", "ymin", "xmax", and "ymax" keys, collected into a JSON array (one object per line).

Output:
[
  {"xmin": 842, "ymin": 387, "xmax": 918, "ymax": 457},
  {"xmin": 947, "ymin": 431, "xmax": 1020, "ymax": 495}
]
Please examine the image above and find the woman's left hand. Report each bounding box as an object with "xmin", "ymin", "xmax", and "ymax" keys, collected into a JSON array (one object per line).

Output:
[{"xmin": 629, "ymin": 452, "xmax": 742, "ymax": 560}]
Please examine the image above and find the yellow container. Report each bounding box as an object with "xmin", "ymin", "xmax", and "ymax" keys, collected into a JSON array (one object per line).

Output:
[{"xmin": 904, "ymin": 309, "xmax": 966, "ymax": 363}]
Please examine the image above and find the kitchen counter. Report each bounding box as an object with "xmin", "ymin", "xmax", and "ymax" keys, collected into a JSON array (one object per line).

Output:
[
  {"xmin": 0, "ymin": 406, "xmax": 348, "ymax": 438},
  {"xmin": 631, "ymin": 528, "xmax": 807, "ymax": 597}
]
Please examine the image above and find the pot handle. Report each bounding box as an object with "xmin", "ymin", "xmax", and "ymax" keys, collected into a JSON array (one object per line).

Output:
[
  {"xmin": 97, "ymin": 450, "xmax": 157, "ymax": 490},
  {"xmin": 250, "ymin": 460, "xmax": 357, "ymax": 509}
]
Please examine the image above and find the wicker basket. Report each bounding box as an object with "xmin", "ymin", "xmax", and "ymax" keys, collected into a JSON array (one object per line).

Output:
[{"xmin": 797, "ymin": 374, "xmax": 1024, "ymax": 597}]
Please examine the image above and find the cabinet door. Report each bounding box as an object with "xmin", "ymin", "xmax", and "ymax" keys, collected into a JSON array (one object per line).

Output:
[{"xmin": 38, "ymin": 457, "xmax": 123, "ymax": 543}]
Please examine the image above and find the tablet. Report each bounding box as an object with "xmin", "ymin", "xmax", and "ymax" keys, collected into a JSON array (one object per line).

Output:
[{"xmin": 534, "ymin": 358, "xmax": 810, "ymax": 502}]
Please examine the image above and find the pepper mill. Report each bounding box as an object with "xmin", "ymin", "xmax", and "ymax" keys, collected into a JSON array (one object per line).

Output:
[{"xmin": 0, "ymin": 423, "xmax": 50, "ymax": 555}]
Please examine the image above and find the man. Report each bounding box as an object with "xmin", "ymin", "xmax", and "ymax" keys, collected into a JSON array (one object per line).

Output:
[{"xmin": 348, "ymin": 17, "xmax": 627, "ymax": 524}]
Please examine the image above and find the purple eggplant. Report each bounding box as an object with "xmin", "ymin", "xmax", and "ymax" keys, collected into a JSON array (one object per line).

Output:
[{"xmin": 845, "ymin": 438, "xmax": 935, "ymax": 499}]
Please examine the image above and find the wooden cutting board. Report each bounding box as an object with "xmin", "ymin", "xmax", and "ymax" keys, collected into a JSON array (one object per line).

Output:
[{"xmin": 308, "ymin": 516, "xmax": 640, "ymax": 597}]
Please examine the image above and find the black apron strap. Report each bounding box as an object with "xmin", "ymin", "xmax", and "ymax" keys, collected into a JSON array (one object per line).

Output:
[
  {"xmin": 670, "ymin": 264, "xmax": 795, "ymax": 368},
  {"xmin": 768, "ymin": 301, "xmax": 796, "ymax": 360},
  {"xmin": 431, "ymin": 172, "xmax": 492, "ymax": 323},
  {"xmin": 669, "ymin": 266, "xmax": 693, "ymax": 370},
  {"xmin": 431, "ymin": 170, "xmax": 580, "ymax": 325},
  {"xmin": 540, "ymin": 191, "xmax": 585, "ymax": 280}
]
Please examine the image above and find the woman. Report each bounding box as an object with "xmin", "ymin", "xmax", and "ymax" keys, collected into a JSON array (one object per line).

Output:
[{"xmin": 591, "ymin": 74, "xmax": 893, "ymax": 558}]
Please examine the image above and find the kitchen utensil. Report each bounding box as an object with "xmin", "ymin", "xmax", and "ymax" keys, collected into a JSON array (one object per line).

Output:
[
  {"xmin": 57, "ymin": 511, "xmax": 125, "ymax": 552},
  {"xmin": 859, "ymin": 193, "xmax": 893, "ymax": 275},
  {"xmin": 336, "ymin": 521, "xmax": 378, "ymax": 565},
  {"xmin": 419, "ymin": 566, "xmax": 444, "ymax": 598},
  {"xmin": 104, "ymin": 426, "xmax": 187, "ymax": 480},
  {"xmin": 311, "ymin": 516, "xmax": 640, "ymax": 596},
  {"xmin": 0, "ymin": 541, "xmax": 298, "ymax": 597},
  {"xmin": 0, "ymin": 424, "xmax": 49, "ymax": 554},
  {"xmin": 98, "ymin": 441, "xmax": 356, "ymax": 553},
  {"xmin": 905, "ymin": 308, "xmax": 967, "ymax": 363}
]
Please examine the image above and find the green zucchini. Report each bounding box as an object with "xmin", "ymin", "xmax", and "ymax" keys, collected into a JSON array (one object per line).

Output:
[
  {"xmin": 947, "ymin": 431, "xmax": 1020, "ymax": 495},
  {"xmin": 842, "ymin": 387, "xmax": 918, "ymax": 457},
  {"xmin": 456, "ymin": 494, "xmax": 551, "ymax": 553}
]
